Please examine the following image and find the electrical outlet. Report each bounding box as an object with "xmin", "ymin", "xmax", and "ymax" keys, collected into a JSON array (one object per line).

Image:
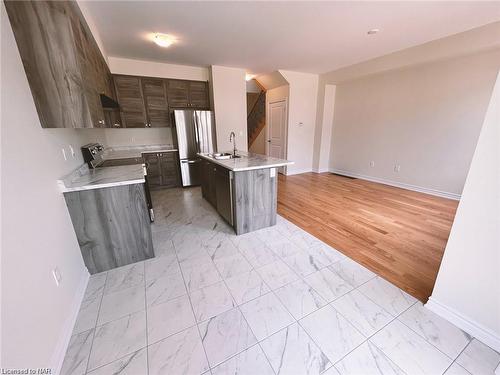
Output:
[
  {"xmin": 52, "ymin": 267, "xmax": 62, "ymax": 286},
  {"xmin": 61, "ymin": 148, "xmax": 67, "ymax": 161},
  {"xmin": 69, "ymin": 145, "xmax": 75, "ymax": 158},
  {"xmin": 370, "ymin": 161, "xmax": 375, "ymax": 167},
  {"xmin": 394, "ymin": 164, "xmax": 401, "ymax": 173},
  {"xmin": 130, "ymin": 137, "xmax": 136, "ymax": 143}
]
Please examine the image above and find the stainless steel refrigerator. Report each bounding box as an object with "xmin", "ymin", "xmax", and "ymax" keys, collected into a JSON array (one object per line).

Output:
[{"xmin": 174, "ymin": 109, "xmax": 217, "ymax": 187}]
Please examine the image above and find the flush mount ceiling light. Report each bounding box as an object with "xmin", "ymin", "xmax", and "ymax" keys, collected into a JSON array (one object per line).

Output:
[
  {"xmin": 153, "ymin": 33, "xmax": 175, "ymax": 48},
  {"xmin": 367, "ymin": 29, "xmax": 380, "ymax": 35}
]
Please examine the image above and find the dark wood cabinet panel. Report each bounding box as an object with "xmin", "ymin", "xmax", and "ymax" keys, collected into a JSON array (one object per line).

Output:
[
  {"xmin": 114, "ymin": 75, "xmax": 147, "ymax": 128},
  {"xmin": 64, "ymin": 183, "xmax": 153, "ymax": 274},
  {"xmin": 189, "ymin": 81, "xmax": 210, "ymax": 109},
  {"xmin": 167, "ymin": 80, "xmax": 190, "ymax": 108},
  {"xmin": 159, "ymin": 152, "xmax": 180, "ymax": 188},
  {"xmin": 5, "ymin": 1, "xmax": 113, "ymax": 129},
  {"xmin": 143, "ymin": 153, "xmax": 161, "ymax": 188},
  {"xmin": 142, "ymin": 78, "xmax": 170, "ymax": 128},
  {"xmin": 215, "ymin": 166, "xmax": 233, "ymax": 225},
  {"xmin": 143, "ymin": 152, "xmax": 180, "ymax": 189}
]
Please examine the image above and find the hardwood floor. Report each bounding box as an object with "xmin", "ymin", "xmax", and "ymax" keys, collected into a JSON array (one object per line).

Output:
[{"xmin": 277, "ymin": 172, "xmax": 458, "ymax": 302}]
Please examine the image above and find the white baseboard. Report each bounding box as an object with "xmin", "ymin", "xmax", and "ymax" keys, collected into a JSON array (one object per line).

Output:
[
  {"xmin": 312, "ymin": 167, "xmax": 330, "ymax": 173},
  {"xmin": 330, "ymin": 168, "xmax": 461, "ymax": 200},
  {"xmin": 426, "ymin": 297, "xmax": 500, "ymax": 352},
  {"xmin": 51, "ymin": 268, "xmax": 89, "ymax": 374},
  {"xmin": 286, "ymin": 167, "xmax": 313, "ymax": 176}
]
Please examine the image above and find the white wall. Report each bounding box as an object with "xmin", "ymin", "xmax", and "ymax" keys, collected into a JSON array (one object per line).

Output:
[
  {"xmin": 108, "ymin": 56, "xmax": 209, "ymax": 81},
  {"xmin": 210, "ymin": 66, "xmax": 248, "ymax": 152},
  {"xmin": 313, "ymin": 84, "xmax": 336, "ymax": 173},
  {"xmin": 1, "ymin": 4, "xmax": 106, "ymax": 369},
  {"xmin": 327, "ymin": 49, "xmax": 500, "ymax": 198},
  {"xmin": 103, "ymin": 128, "xmax": 173, "ymax": 148},
  {"xmin": 427, "ymin": 71, "xmax": 500, "ymax": 352},
  {"xmin": 279, "ymin": 70, "xmax": 319, "ymax": 175}
]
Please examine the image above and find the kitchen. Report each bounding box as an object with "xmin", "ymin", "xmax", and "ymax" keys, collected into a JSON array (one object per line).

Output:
[{"xmin": 3, "ymin": 1, "xmax": 500, "ymax": 374}]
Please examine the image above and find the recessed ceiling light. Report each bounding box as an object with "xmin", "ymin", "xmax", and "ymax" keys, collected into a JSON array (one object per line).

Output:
[
  {"xmin": 367, "ymin": 29, "xmax": 380, "ymax": 35},
  {"xmin": 153, "ymin": 33, "xmax": 175, "ymax": 48}
]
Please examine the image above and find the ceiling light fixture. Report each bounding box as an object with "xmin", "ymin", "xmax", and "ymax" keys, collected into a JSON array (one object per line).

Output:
[
  {"xmin": 245, "ymin": 74, "xmax": 255, "ymax": 81},
  {"xmin": 367, "ymin": 29, "xmax": 380, "ymax": 35},
  {"xmin": 153, "ymin": 33, "xmax": 175, "ymax": 48}
]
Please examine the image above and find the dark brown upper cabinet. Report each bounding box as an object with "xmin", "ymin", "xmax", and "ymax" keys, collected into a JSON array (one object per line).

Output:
[
  {"xmin": 4, "ymin": 1, "xmax": 113, "ymax": 128},
  {"xmin": 142, "ymin": 78, "xmax": 170, "ymax": 127},
  {"xmin": 167, "ymin": 80, "xmax": 190, "ymax": 108},
  {"xmin": 167, "ymin": 79, "xmax": 210, "ymax": 109},
  {"xmin": 113, "ymin": 75, "xmax": 148, "ymax": 128},
  {"xmin": 188, "ymin": 81, "xmax": 210, "ymax": 109}
]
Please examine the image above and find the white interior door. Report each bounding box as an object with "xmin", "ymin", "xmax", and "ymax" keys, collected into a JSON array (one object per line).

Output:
[{"xmin": 267, "ymin": 100, "xmax": 287, "ymax": 163}]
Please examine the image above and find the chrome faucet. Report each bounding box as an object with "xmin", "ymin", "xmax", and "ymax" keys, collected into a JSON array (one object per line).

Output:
[{"xmin": 229, "ymin": 131, "xmax": 237, "ymax": 156}]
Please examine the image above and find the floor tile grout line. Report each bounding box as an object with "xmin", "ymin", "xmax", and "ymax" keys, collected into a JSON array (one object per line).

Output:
[
  {"xmin": 83, "ymin": 271, "xmax": 108, "ymax": 374},
  {"xmin": 142, "ymin": 261, "xmax": 150, "ymax": 375},
  {"xmin": 395, "ymin": 309, "xmax": 471, "ymax": 363},
  {"xmin": 442, "ymin": 341, "xmax": 474, "ymax": 375},
  {"xmin": 172, "ymin": 232, "xmax": 213, "ymax": 374},
  {"xmin": 200, "ymin": 235, "xmax": 278, "ymax": 374}
]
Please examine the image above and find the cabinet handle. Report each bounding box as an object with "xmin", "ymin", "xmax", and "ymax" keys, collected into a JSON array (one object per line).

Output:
[
  {"xmin": 113, "ymin": 123, "xmax": 121, "ymax": 128},
  {"xmin": 98, "ymin": 120, "xmax": 104, "ymax": 125}
]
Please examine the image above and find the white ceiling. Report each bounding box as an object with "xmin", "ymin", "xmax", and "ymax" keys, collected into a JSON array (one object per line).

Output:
[{"xmin": 83, "ymin": 1, "xmax": 500, "ymax": 74}]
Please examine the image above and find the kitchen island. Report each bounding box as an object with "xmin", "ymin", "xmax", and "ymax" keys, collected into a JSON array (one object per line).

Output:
[{"xmin": 198, "ymin": 151, "xmax": 293, "ymax": 235}]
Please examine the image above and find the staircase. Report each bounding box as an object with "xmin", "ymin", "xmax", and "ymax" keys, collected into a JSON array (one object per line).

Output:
[{"xmin": 247, "ymin": 90, "xmax": 266, "ymax": 147}]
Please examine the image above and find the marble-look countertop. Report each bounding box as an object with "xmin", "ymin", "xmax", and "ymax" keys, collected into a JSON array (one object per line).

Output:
[
  {"xmin": 58, "ymin": 164, "xmax": 145, "ymax": 193},
  {"xmin": 198, "ymin": 151, "xmax": 293, "ymax": 172},
  {"xmin": 103, "ymin": 144, "xmax": 178, "ymax": 160}
]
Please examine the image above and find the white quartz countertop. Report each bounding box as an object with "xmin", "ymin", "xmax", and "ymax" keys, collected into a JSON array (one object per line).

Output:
[
  {"xmin": 103, "ymin": 144, "xmax": 178, "ymax": 160},
  {"xmin": 197, "ymin": 151, "xmax": 293, "ymax": 172},
  {"xmin": 58, "ymin": 164, "xmax": 145, "ymax": 193}
]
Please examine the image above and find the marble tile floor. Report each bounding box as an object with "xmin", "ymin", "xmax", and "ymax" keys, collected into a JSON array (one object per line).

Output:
[{"xmin": 61, "ymin": 188, "xmax": 500, "ymax": 375}]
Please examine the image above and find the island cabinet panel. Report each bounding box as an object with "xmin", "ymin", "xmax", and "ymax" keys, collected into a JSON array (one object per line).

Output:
[
  {"xmin": 200, "ymin": 160, "xmax": 218, "ymax": 208},
  {"xmin": 215, "ymin": 166, "xmax": 233, "ymax": 225},
  {"xmin": 113, "ymin": 75, "xmax": 147, "ymax": 128},
  {"xmin": 233, "ymin": 168, "xmax": 277, "ymax": 235},
  {"xmin": 64, "ymin": 183, "xmax": 154, "ymax": 274},
  {"xmin": 142, "ymin": 78, "xmax": 170, "ymax": 127},
  {"xmin": 4, "ymin": 1, "xmax": 113, "ymax": 128}
]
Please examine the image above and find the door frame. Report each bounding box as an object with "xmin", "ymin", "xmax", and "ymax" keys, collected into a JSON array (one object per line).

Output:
[{"xmin": 266, "ymin": 98, "xmax": 289, "ymax": 169}]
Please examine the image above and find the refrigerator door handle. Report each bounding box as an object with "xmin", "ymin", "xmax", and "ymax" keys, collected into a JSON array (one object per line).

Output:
[{"xmin": 193, "ymin": 111, "xmax": 201, "ymax": 153}]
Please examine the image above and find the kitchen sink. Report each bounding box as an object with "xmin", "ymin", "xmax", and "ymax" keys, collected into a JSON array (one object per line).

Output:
[{"xmin": 213, "ymin": 153, "xmax": 241, "ymax": 160}]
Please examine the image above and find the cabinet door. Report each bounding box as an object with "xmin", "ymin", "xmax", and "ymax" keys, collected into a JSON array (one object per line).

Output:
[
  {"xmin": 167, "ymin": 80, "xmax": 189, "ymax": 108},
  {"xmin": 114, "ymin": 75, "xmax": 147, "ymax": 128},
  {"xmin": 4, "ymin": 1, "xmax": 90, "ymax": 128},
  {"xmin": 200, "ymin": 160, "xmax": 210, "ymax": 199},
  {"xmin": 159, "ymin": 152, "xmax": 180, "ymax": 188},
  {"xmin": 215, "ymin": 166, "xmax": 233, "ymax": 225},
  {"xmin": 208, "ymin": 163, "xmax": 218, "ymax": 208},
  {"xmin": 142, "ymin": 78, "xmax": 170, "ymax": 127},
  {"xmin": 189, "ymin": 81, "xmax": 210, "ymax": 109},
  {"xmin": 143, "ymin": 153, "xmax": 161, "ymax": 188}
]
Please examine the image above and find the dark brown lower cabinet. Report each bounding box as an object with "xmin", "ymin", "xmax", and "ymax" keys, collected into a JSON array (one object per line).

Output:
[
  {"xmin": 215, "ymin": 166, "xmax": 233, "ymax": 225},
  {"xmin": 143, "ymin": 151, "xmax": 180, "ymax": 189},
  {"xmin": 64, "ymin": 183, "xmax": 154, "ymax": 274}
]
